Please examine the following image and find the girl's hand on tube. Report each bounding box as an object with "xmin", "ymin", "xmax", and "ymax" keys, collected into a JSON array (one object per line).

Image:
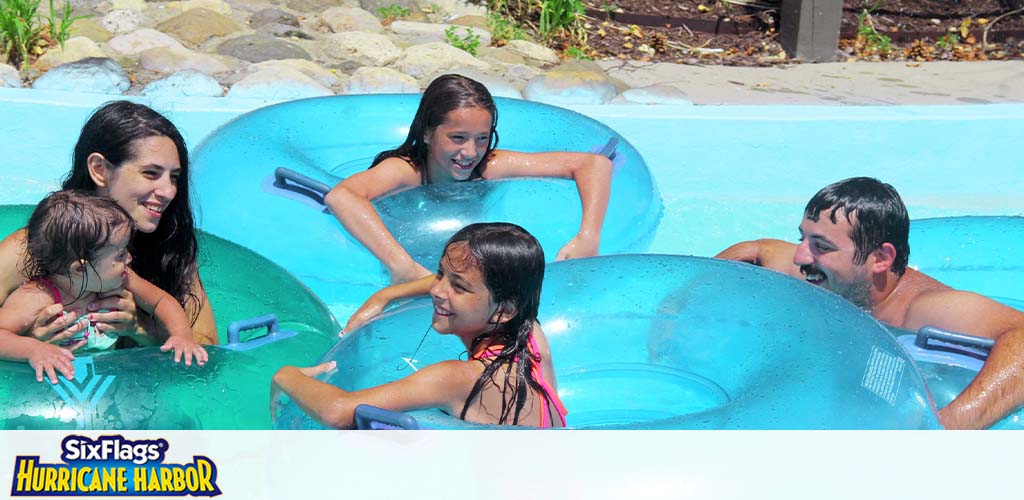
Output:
[
  {"xmin": 556, "ymin": 232, "xmax": 600, "ymax": 261},
  {"xmin": 27, "ymin": 342, "xmax": 78, "ymax": 383}
]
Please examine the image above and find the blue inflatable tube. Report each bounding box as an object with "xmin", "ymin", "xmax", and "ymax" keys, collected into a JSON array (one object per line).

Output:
[
  {"xmin": 191, "ymin": 95, "xmax": 662, "ymax": 310},
  {"xmin": 909, "ymin": 216, "xmax": 1024, "ymax": 309},
  {"xmin": 274, "ymin": 255, "xmax": 941, "ymax": 430}
]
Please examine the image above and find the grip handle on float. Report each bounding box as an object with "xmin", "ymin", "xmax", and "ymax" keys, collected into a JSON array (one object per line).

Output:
[
  {"xmin": 599, "ymin": 137, "xmax": 618, "ymax": 158},
  {"xmin": 354, "ymin": 404, "xmax": 421, "ymax": 430},
  {"xmin": 274, "ymin": 167, "xmax": 331, "ymax": 205},
  {"xmin": 914, "ymin": 325, "xmax": 995, "ymax": 352},
  {"xmin": 223, "ymin": 313, "xmax": 298, "ymax": 351}
]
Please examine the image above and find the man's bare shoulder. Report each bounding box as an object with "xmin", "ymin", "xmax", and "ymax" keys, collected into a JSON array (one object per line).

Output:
[{"xmin": 899, "ymin": 270, "xmax": 1023, "ymax": 337}]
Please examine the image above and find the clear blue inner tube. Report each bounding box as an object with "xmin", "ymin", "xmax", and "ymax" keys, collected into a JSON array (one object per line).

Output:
[
  {"xmin": 191, "ymin": 95, "xmax": 662, "ymax": 307},
  {"xmin": 275, "ymin": 255, "xmax": 941, "ymax": 430}
]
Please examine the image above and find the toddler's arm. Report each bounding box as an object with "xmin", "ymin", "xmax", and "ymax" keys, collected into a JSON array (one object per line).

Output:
[
  {"xmin": 0, "ymin": 286, "xmax": 78, "ymax": 382},
  {"xmin": 126, "ymin": 271, "xmax": 208, "ymax": 367}
]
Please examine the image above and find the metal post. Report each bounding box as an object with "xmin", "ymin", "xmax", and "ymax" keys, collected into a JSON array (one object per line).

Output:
[{"xmin": 779, "ymin": 0, "xmax": 842, "ymax": 62}]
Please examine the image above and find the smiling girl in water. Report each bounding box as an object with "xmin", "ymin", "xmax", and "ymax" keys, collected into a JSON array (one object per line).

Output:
[
  {"xmin": 0, "ymin": 190, "xmax": 207, "ymax": 383},
  {"xmin": 324, "ymin": 74, "xmax": 612, "ymax": 284},
  {"xmin": 273, "ymin": 222, "xmax": 566, "ymax": 428}
]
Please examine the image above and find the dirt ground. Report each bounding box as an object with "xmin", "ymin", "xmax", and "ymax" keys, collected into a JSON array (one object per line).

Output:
[{"xmin": 561, "ymin": 0, "xmax": 1024, "ymax": 65}]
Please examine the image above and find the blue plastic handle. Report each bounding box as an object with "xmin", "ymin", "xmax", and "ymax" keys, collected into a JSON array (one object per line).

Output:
[
  {"xmin": 598, "ymin": 137, "xmax": 619, "ymax": 158},
  {"xmin": 273, "ymin": 167, "xmax": 331, "ymax": 205},
  {"xmin": 223, "ymin": 314, "xmax": 298, "ymax": 351},
  {"xmin": 914, "ymin": 325, "xmax": 995, "ymax": 352},
  {"xmin": 354, "ymin": 404, "xmax": 420, "ymax": 430}
]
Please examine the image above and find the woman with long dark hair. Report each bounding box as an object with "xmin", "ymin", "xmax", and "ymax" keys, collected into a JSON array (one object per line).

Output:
[{"xmin": 0, "ymin": 101, "xmax": 217, "ymax": 346}]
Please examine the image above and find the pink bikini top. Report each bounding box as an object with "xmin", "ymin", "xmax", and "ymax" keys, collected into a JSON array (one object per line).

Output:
[{"xmin": 471, "ymin": 335, "xmax": 568, "ymax": 428}]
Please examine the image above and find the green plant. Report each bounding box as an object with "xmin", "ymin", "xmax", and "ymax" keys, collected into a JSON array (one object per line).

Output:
[
  {"xmin": 538, "ymin": 0, "xmax": 585, "ymax": 41},
  {"xmin": 599, "ymin": 3, "xmax": 619, "ymax": 19},
  {"xmin": 935, "ymin": 32, "xmax": 959, "ymax": 50},
  {"xmin": 444, "ymin": 26, "xmax": 481, "ymax": 56},
  {"xmin": 487, "ymin": 11, "xmax": 528, "ymax": 44},
  {"xmin": 564, "ymin": 45, "xmax": 591, "ymax": 60},
  {"xmin": 855, "ymin": 3, "xmax": 893, "ymax": 56},
  {"xmin": 376, "ymin": 4, "xmax": 410, "ymax": 24},
  {"xmin": 0, "ymin": 0, "xmax": 86, "ymax": 69}
]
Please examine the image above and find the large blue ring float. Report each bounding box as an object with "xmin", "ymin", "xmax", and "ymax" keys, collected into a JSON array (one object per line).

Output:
[
  {"xmin": 0, "ymin": 205, "xmax": 339, "ymax": 430},
  {"xmin": 191, "ymin": 94, "xmax": 662, "ymax": 309},
  {"xmin": 275, "ymin": 254, "xmax": 943, "ymax": 430}
]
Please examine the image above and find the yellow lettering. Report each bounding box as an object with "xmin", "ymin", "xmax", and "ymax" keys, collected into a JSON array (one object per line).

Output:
[
  {"xmin": 148, "ymin": 468, "xmax": 161, "ymax": 491},
  {"xmin": 185, "ymin": 467, "xmax": 199, "ymax": 491},
  {"xmin": 197, "ymin": 458, "xmax": 215, "ymax": 492},
  {"xmin": 76, "ymin": 467, "xmax": 89, "ymax": 492},
  {"xmin": 172, "ymin": 467, "xmax": 186, "ymax": 491},
  {"xmin": 87, "ymin": 466, "xmax": 104, "ymax": 492},
  {"xmin": 101, "ymin": 467, "xmax": 117, "ymax": 491},
  {"xmin": 134, "ymin": 468, "xmax": 147, "ymax": 491},
  {"xmin": 14, "ymin": 458, "xmax": 35, "ymax": 492},
  {"xmin": 56, "ymin": 467, "xmax": 71, "ymax": 492},
  {"xmin": 42, "ymin": 467, "xmax": 56, "ymax": 491},
  {"xmin": 160, "ymin": 467, "xmax": 173, "ymax": 491},
  {"xmin": 117, "ymin": 468, "xmax": 128, "ymax": 492}
]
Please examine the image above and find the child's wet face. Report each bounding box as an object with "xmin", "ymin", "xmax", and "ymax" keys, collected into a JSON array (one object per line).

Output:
[
  {"xmin": 425, "ymin": 106, "xmax": 492, "ymax": 183},
  {"xmin": 85, "ymin": 226, "xmax": 132, "ymax": 293},
  {"xmin": 429, "ymin": 243, "xmax": 498, "ymax": 337}
]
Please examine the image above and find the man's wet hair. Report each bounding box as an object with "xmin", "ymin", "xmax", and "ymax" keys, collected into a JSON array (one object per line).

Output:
[{"xmin": 804, "ymin": 177, "xmax": 910, "ymax": 275}]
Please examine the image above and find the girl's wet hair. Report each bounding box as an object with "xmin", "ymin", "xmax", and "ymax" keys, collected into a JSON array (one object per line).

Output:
[
  {"xmin": 62, "ymin": 101, "xmax": 202, "ymax": 322},
  {"xmin": 370, "ymin": 74, "xmax": 499, "ymax": 183},
  {"xmin": 24, "ymin": 190, "xmax": 135, "ymax": 299},
  {"xmin": 442, "ymin": 222, "xmax": 553, "ymax": 425}
]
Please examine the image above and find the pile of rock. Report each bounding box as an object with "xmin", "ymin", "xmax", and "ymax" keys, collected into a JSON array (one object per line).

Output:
[{"xmin": 0, "ymin": 0, "xmax": 691, "ymax": 105}]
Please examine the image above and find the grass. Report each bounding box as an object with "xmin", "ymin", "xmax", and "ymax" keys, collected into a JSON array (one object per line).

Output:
[{"xmin": 0, "ymin": 0, "xmax": 87, "ymax": 69}]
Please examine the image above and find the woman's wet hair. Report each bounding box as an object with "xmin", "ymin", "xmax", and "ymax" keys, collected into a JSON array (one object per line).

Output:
[
  {"xmin": 370, "ymin": 74, "xmax": 499, "ymax": 183},
  {"xmin": 441, "ymin": 222, "xmax": 554, "ymax": 425},
  {"xmin": 24, "ymin": 190, "xmax": 135, "ymax": 300},
  {"xmin": 62, "ymin": 101, "xmax": 202, "ymax": 322},
  {"xmin": 804, "ymin": 176, "xmax": 910, "ymax": 275}
]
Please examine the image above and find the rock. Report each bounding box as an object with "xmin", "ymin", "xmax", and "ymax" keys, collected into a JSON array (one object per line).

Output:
[
  {"xmin": 321, "ymin": 7, "xmax": 383, "ymax": 34},
  {"xmin": 31, "ymin": 57, "xmax": 130, "ymax": 94},
  {"xmin": 100, "ymin": 9, "xmax": 143, "ymax": 34},
  {"xmin": 502, "ymin": 39, "xmax": 560, "ymax": 67},
  {"xmin": 320, "ymin": 32, "xmax": 400, "ymax": 71},
  {"xmin": 108, "ymin": 29, "xmax": 187, "ymax": 55},
  {"xmin": 476, "ymin": 46, "xmax": 525, "ymax": 66},
  {"xmin": 392, "ymin": 42, "xmax": 489, "ymax": 80},
  {"xmin": 110, "ymin": 0, "xmax": 145, "ymax": 10},
  {"xmin": 523, "ymin": 61, "xmax": 617, "ymax": 105},
  {"xmin": 389, "ymin": 21, "xmax": 491, "ymax": 47},
  {"xmin": 287, "ymin": 0, "xmax": 349, "ymax": 13},
  {"xmin": 502, "ymin": 63, "xmax": 543, "ymax": 86},
  {"xmin": 429, "ymin": 0, "xmax": 486, "ymax": 18},
  {"xmin": 360, "ymin": 0, "xmax": 416, "ymax": 13},
  {"xmin": 0, "ymin": 64, "xmax": 21, "ymax": 88},
  {"xmin": 33, "ymin": 37, "xmax": 108, "ymax": 72},
  {"xmin": 249, "ymin": 8, "xmax": 299, "ymax": 29},
  {"xmin": 227, "ymin": 67, "xmax": 333, "ymax": 99},
  {"xmin": 250, "ymin": 59, "xmax": 341, "ymax": 89},
  {"xmin": 449, "ymin": 15, "xmax": 488, "ymax": 30},
  {"xmin": 343, "ymin": 66, "xmax": 418, "ymax": 94},
  {"xmin": 157, "ymin": 8, "xmax": 239, "ymax": 46},
  {"xmin": 139, "ymin": 46, "xmax": 231, "ymax": 75},
  {"xmin": 259, "ymin": 23, "xmax": 314, "ymax": 40},
  {"xmin": 164, "ymin": 0, "xmax": 232, "ymax": 16},
  {"xmin": 217, "ymin": 34, "xmax": 311, "ymax": 63},
  {"xmin": 620, "ymin": 84, "xmax": 692, "ymax": 105},
  {"xmin": 69, "ymin": 19, "xmax": 112, "ymax": 43},
  {"xmin": 143, "ymin": 70, "xmax": 223, "ymax": 97}
]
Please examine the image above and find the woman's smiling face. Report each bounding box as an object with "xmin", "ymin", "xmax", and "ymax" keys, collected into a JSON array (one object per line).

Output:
[{"xmin": 96, "ymin": 136, "xmax": 181, "ymax": 234}]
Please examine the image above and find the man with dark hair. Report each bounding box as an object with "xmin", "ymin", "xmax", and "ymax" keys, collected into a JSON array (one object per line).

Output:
[{"xmin": 717, "ymin": 177, "xmax": 1024, "ymax": 429}]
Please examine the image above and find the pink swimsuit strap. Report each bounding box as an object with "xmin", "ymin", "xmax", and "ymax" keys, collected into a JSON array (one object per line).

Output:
[
  {"xmin": 471, "ymin": 335, "xmax": 568, "ymax": 428},
  {"xmin": 32, "ymin": 276, "xmax": 62, "ymax": 304}
]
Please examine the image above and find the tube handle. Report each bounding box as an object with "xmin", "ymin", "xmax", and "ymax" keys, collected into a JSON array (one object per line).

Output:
[
  {"xmin": 274, "ymin": 167, "xmax": 331, "ymax": 205},
  {"xmin": 914, "ymin": 325, "xmax": 995, "ymax": 352},
  {"xmin": 227, "ymin": 313, "xmax": 279, "ymax": 345}
]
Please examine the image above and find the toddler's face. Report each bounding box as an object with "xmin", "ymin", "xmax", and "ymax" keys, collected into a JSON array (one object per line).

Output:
[{"xmin": 86, "ymin": 226, "xmax": 132, "ymax": 293}]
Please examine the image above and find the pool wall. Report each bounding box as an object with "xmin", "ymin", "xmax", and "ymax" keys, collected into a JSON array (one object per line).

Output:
[{"xmin": 2, "ymin": 87, "xmax": 1022, "ymax": 262}]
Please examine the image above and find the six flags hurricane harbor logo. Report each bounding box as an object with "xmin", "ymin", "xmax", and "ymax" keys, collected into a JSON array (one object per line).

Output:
[{"xmin": 11, "ymin": 435, "xmax": 221, "ymax": 497}]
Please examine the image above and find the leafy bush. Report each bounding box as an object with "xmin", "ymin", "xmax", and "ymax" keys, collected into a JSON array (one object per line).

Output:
[{"xmin": 444, "ymin": 26, "xmax": 481, "ymax": 56}]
